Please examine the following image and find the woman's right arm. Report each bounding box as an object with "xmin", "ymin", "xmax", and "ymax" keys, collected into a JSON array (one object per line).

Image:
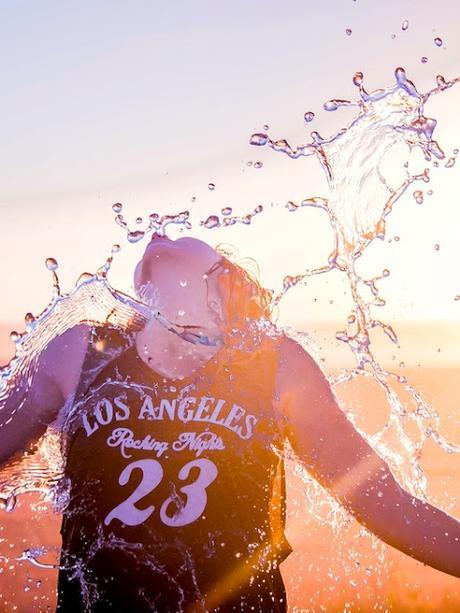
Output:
[{"xmin": 0, "ymin": 324, "xmax": 89, "ymax": 466}]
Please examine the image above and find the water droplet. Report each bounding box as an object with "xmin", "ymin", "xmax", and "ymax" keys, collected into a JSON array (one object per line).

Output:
[
  {"xmin": 135, "ymin": 217, "xmax": 143, "ymax": 224},
  {"xmin": 455, "ymin": 295, "xmax": 460, "ymax": 301},
  {"xmin": 445, "ymin": 157, "xmax": 456, "ymax": 168},
  {"xmin": 221, "ymin": 207, "xmax": 232, "ymax": 216},
  {"xmin": 304, "ymin": 111, "xmax": 315, "ymax": 123},
  {"xmin": 436, "ymin": 74, "xmax": 447, "ymax": 88},
  {"xmin": 395, "ymin": 67, "xmax": 407, "ymax": 84},
  {"xmin": 45, "ymin": 257, "xmax": 58, "ymax": 271},
  {"xmin": 202, "ymin": 215, "xmax": 220, "ymax": 229},
  {"xmin": 112, "ymin": 202, "xmax": 123, "ymax": 213},
  {"xmin": 191, "ymin": 196, "xmax": 196, "ymax": 203},
  {"xmin": 76, "ymin": 272, "xmax": 93, "ymax": 286},
  {"xmin": 391, "ymin": 33, "xmax": 396, "ymax": 40},
  {"xmin": 394, "ymin": 236, "xmax": 400, "ymax": 242},
  {"xmin": 208, "ymin": 182, "xmax": 215, "ymax": 191},
  {"xmin": 401, "ymin": 19, "xmax": 409, "ymax": 31},
  {"xmin": 24, "ymin": 313, "xmax": 35, "ymax": 325},
  {"xmin": 254, "ymin": 161, "xmax": 263, "ymax": 169},
  {"xmin": 434, "ymin": 37, "xmax": 443, "ymax": 47},
  {"xmin": 434, "ymin": 243, "xmax": 440, "ymax": 251},
  {"xmin": 5, "ymin": 494, "xmax": 17, "ymax": 512},
  {"xmin": 249, "ymin": 133, "xmax": 268, "ymax": 146},
  {"xmin": 377, "ymin": 491, "xmax": 384, "ymax": 498},
  {"xmin": 323, "ymin": 99, "xmax": 351, "ymax": 112},
  {"xmin": 112, "ymin": 244, "xmax": 121, "ymax": 253},
  {"xmin": 353, "ymin": 72, "xmax": 363, "ymax": 86},
  {"xmin": 178, "ymin": 310, "xmax": 185, "ymax": 317},
  {"xmin": 347, "ymin": 314, "xmax": 356, "ymax": 324},
  {"xmin": 413, "ymin": 190, "xmax": 424, "ymax": 204},
  {"xmin": 262, "ymin": 124, "xmax": 269, "ymax": 131},
  {"xmin": 311, "ymin": 131, "xmax": 323, "ymax": 143},
  {"xmin": 345, "ymin": 28, "xmax": 352, "ymax": 36},
  {"xmin": 427, "ymin": 189, "xmax": 433, "ymax": 196},
  {"xmin": 421, "ymin": 56, "xmax": 428, "ymax": 64},
  {"xmin": 382, "ymin": 269, "xmax": 390, "ymax": 277},
  {"xmin": 127, "ymin": 230, "xmax": 145, "ymax": 243},
  {"xmin": 179, "ymin": 279, "xmax": 187, "ymax": 287}
]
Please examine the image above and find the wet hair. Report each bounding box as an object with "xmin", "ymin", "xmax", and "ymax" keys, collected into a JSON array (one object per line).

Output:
[{"xmin": 213, "ymin": 245, "xmax": 273, "ymax": 341}]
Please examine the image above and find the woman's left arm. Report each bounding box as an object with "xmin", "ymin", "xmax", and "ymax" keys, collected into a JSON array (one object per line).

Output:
[{"xmin": 275, "ymin": 336, "xmax": 460, "ymax": 578}]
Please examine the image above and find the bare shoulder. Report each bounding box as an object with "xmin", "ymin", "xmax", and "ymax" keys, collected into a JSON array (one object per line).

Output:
[
  {"xmin": 275, "ymin": 333, "xmax": 328, "ymax": 394},
  {"xmin": 38, "ymin": 323, "xmax": 90, "ymax": 399}
]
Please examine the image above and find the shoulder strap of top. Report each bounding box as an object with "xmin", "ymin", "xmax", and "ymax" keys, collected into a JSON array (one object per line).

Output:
[{"xmin": 73, "ymin": 325, "xmax": 135, "ymax": 403}]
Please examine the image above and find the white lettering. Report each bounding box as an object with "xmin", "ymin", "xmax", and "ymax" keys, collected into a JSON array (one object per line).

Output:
[
  {"xmin": 172, "ymin": 431, "xmax": 225, "ymax": 457},
  {"xmin": 224, "ymin": 404, "xmax": 246, "ymax": 432},
  {"xmin": 82, "ymin": 412, "xmax": 99, "ymax": 437},
  {"xmin": 114, "ymin": 396, "xmax": 130, "ymax": 421},
  {"xmin": 138, "ymin": 396, "xmax": 156, "ymax": 420},
  {"xmin": 95, "ymin": 399, "xmax": 113, "ymax": 426},
  {"xmin": 178, "ymin": 397, "xmax": 196, "ymax": 422},
  {"xmin": 107, "ymin": 427, "xmax": 169, "ymax": 459},
  {"xmin": 194, "ymin": 396, "xmax": 214, "ymax": 421}
]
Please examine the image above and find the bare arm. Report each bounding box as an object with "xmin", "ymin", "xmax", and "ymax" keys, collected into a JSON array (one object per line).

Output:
[
  {"xmin": 275, "ymin": 336, "xmax": 460, "ymax": 578},
  {"xmin": 0, "ymin": 324, "xmax": 89, "ymax": 466}
]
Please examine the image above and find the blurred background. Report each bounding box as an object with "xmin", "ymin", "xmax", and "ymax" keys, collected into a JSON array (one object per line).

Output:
[{"xmin": 0, "ymin": 0, "xmax": 459, "ymax": 610}]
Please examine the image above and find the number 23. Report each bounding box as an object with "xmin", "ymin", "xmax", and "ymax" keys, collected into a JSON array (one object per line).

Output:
[{"xmin": 104, "ymin": 458, "xmax": 218, "ymax": 528}]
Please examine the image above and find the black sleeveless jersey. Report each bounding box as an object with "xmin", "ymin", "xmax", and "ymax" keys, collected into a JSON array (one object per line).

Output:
[{"xmin": 57, "ymin": 334, "xmax": 291, "ymax": 612}]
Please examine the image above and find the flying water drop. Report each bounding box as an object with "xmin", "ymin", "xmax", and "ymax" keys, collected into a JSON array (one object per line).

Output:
[
  {"xmin": 127, "ymin": 230, "xmax": 145, "ymax": 243},
  {"xmin": 45, "ymin": 258, "xmax": 58, "ymax": 271},
  {"xmin": 249, "ymin": 133, "xmax": 268, "ymax": 146},
  {"xmin": 202, "ymin": 215, "xmax": 220, "ymax": 229}
]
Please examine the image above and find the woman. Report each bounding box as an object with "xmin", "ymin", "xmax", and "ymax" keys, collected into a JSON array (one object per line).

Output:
[{"xmin": 1, "ymin": 234, "xmax": 459, "ymax": 611}]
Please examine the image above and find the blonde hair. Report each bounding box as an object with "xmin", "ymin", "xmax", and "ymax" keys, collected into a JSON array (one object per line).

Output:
[{"xmin": 214, "ymin": 245, "xmax": 273, "ymax": 346}]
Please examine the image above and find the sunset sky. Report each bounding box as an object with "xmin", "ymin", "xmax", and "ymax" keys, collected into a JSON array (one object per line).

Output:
[{"xmin": 1, "ymin": 0, "xmax": 460, "ymax": 332}]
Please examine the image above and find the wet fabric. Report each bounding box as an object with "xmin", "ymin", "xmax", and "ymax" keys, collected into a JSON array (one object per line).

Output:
[{"xmin": 57, "ymin": 332, "xmax": 291, "ymax": 612}]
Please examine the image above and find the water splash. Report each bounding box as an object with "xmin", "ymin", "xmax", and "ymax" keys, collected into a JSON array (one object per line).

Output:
[
  {"xmin": 112, "ymin": 203, "xmax": 192, "ymax": 243},
  {"xmin": 251, "ymin": 67, "xmax": 460, "ymax": 501},
  {"xmin": 201, "ymin": 204, "xmax": 264, "ymax": 229},
  {"xmin": 0, "ymin": 260, "xmax": 149, "ymax": 504}
]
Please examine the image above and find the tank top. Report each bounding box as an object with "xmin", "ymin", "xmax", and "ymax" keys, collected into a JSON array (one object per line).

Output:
[{"xmin": 57, "ymin": 331, "xmax": 291, "ymax": 612}]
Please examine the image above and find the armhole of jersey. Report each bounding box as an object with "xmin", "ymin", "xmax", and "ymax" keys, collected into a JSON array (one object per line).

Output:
[{"xmin": 268, "ymin": 333, "xmax": 293, "ymax": 564}]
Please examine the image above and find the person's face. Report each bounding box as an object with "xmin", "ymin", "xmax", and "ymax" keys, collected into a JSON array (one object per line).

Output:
[{"xmin": 134, "ymin": 234, "xmax": 224, "ymax": 335}]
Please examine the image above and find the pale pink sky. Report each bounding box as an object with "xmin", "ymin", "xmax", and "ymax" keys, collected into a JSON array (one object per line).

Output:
[{"xmin": 1, "ymin": 0, "xmax": 459, "ymax": 332}]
